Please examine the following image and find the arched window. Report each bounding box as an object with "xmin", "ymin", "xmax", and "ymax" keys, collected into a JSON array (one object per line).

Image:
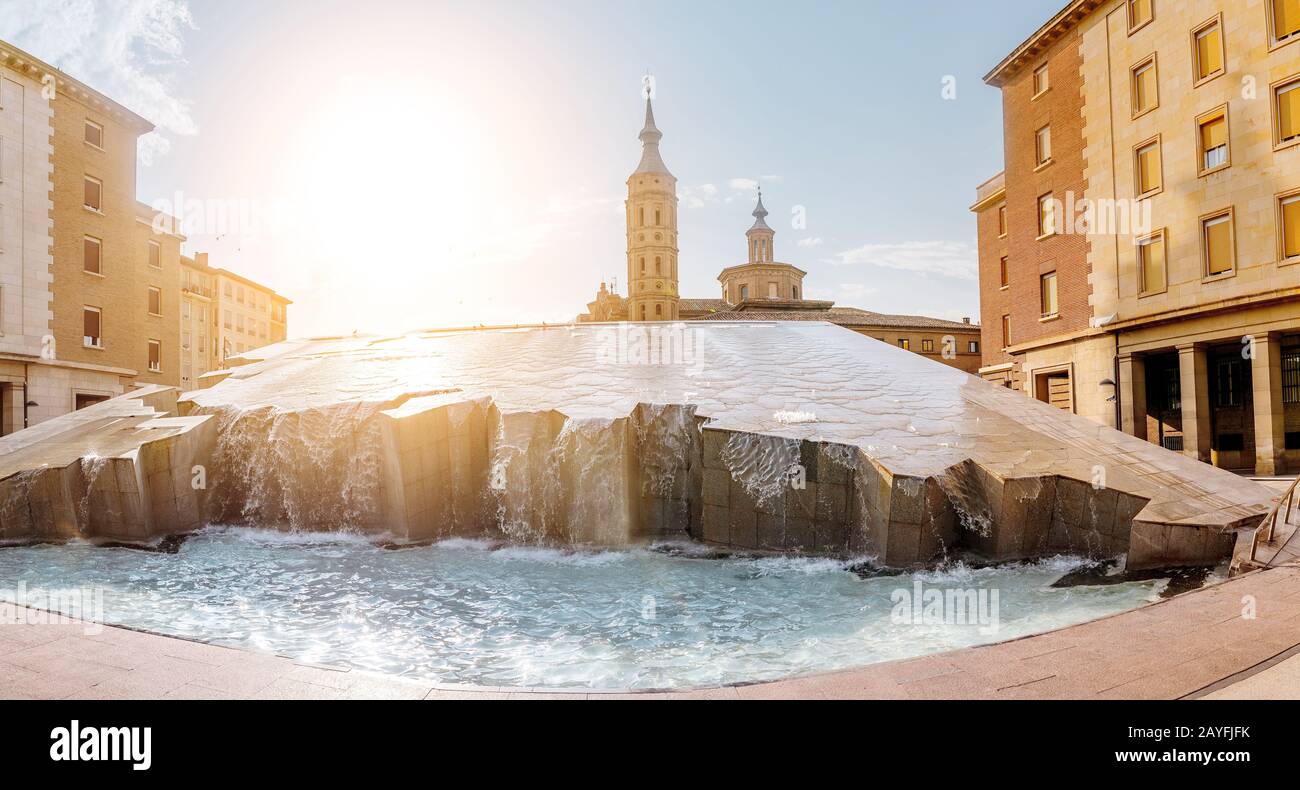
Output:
[
  {"xmin": 640, "ymin": 257, "xmax": 646, "ymax": 273},
  {"xmin": 655, "ymin": 256, "xmax": 662, "ymax": 274},
  {"xmin": 638, "ymin": 207, "xmax": 645, "ymax": 226},
  {"xmin": 655, "ymin": 304, "xmax": 663, "ymax": 317},
  {"xmin": 655, "ymin": 209, "xmax": 661, "ymax": 225},
  {"xmin": 640, "ymin": 304, "xmax": 646, "ymax": 320},
  {"xmin": 792, "ymin": 285, "xmax": 800, "ymax": 300}
]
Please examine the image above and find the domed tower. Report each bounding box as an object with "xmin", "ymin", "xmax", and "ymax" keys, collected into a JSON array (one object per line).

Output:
[
  {"xmin": 625, "ymin": 93, "xmax": 680, "ymax": 322},
  {"xmin": 718, "ymin": 189, "xmax": 807, "ymax": 304},
  {"xmin": 746, "ymin": 188, "xmax": 775, "ymax": 264}
]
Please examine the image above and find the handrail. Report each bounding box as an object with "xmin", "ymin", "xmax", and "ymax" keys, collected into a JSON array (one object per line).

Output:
[{"xmin": 1252, "ymin": 473, "xmax": 1300, "ymax": 567}]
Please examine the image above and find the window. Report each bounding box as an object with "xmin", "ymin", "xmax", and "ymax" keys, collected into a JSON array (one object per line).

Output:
[
  {"xmin": 639, "ymin": 257, "xmax": 645, "ymax": 273},
  {"xmin": 1037, "ymin": 193, "xmax": 1056, "ymax": 237},
  {"xmin": 1001, "ymin": 315, "xmax": 1011, "ymax": 348},
  {"xmin": 922, "ymin": 339, "xmax": 935, "ymax": 353},
  {"xmin": 148, "ymin": 287, "xmax": 161, "ymax": 316},
  {"xmin": 1135, "ymin": 138, "xmax": 1162, "ymax": 197},
  {"xmin": 1202, "ymin": 210, "xmax": 1235, "ymax": 276},
  {"xmin": 740, "ymin": 285, "xmax": 749, "ymax": 301},
  {"xmin": 655, "ymin": 256, "xmax": 661, "ymax": 274},
  {"xmin": 223, "ymin": 309, "xmax": 232, "ymax": 329},
  {"xmin": 655, "ymin": 304, "xmax": 662, "ymax": 317},
  {"xmin": 767, "ymin": 282, "xmax": 778, "ymax": 298},
  {"xmin": 182, "ymin": 301, "xmax": 191, "ymax": 321},
  {"xmin": 1131, "ymin": 56, "xmax": 1158, "ymax": 117},
  {"xmin": 1192, "ymin": 16, "xmax": 1224, "ymax": 84},
  {"xmin": 83, "ymin": 307, "xmax": 102, "ymax": 349},
  {"xmin": 1137, "ymin": 230, "xmax": 1167, "ymax": 295},
  {"xmin": 792, "ymin": 286, "xmax": 799, "ymax": 300},
  {"xmin": 654, "ymin": 209, "xmax": 661, "ymax": 225},
  {"xmin": 1032, "ymin": 64, "xmax": 1049, "ymax": 97},
  {"xmin": 148, "ymin": 240, "xmax": 161, "ymax": 268},
  {"xmin": 75, "ymin": 394, "xmax": 109, "ymax": 410},
  {"xmin": 968, "ymin": 341, "xmax": 980, "ymax": 354},
  {"xmin": 148, "ymin": 340, "xmax": 161, "ymax": 373},
  {"xmin": 1275, "ymin": 77, "xmax": 1300, "ymax": 146},
  {"xmin": 1040, "ymin": 272, "xmax": 1059, "ymax": 317},
  {"xmin": 1035, "ymin": 125, "xmax": 1052, "ymax": 166},
  {"xmin": 224, "ymin": 282, "xmax": 233, "ymax": 297},
  {"xmin": 1215, "ymin": 359, "xmax": 1243, "ymax": 407},
  {"xmin": 898, "ymin": 339, "xmax": 911, "ymax": 350},
  {"xmin": 182, "ymin": 331, "xmax": 191, "ymax": 351},
  {"xmin": 83, "ymin": 236, "xmax": 102, "ymax": 275},
  {"xmin": 998, "ymin": 205, "xmax": 1007, "ymax": 237},
  {"xmin": 83, "ymin": 176, "xmax": 102, "ymax": 212},
  {"xmin": 1129, "ymin": 0, "xmax": 1153, "ymax": 33},
  {"xmin": 1283, "ymin": 344, "xmax": 1300, "ymax": 404},
  {"xmin": 1273, "ymin": 0, "xmax": 1300, "ymax": 45},
  {"xmin": 84, "ymin": 120, "xmax": 103, "ymax": 149},
  {"xmin": 999, "ymin": 256, "xmax": 1009, "ymax": 288},
  {"xmin": 638, "ymin": 207, "xmax": 644, "ymax": 226},
  {"xmin": 1280, "ymin": 193, "xmax": 1300, "ymax": 263},
  {"xmin": 1197, "ymin": 108, "xmax": 1229, "ymax": 175},
  {"xmin": 237, "ymin": 287, "xmax": 245, "ymax": 304}
]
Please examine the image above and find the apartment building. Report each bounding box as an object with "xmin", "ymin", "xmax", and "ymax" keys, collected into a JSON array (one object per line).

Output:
[
  {"xmin": 180, "ymin": 252, "xmax": 217, "ymax": 390},
  {"xmin": 1, "ymin": 40, "xmax": 187, "ymax": 435},
  {"xmin": 213, "ymin": 267, "xmax": 290, "ymax": 367},
  {"xmin": 974, "ymin": 0, "xmax": 1300, "ymax": 476}
]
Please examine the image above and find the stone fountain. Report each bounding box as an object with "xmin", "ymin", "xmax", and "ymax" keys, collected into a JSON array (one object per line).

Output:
[{"xmin": 0, "ymin": 322, "xmax": 1276, "ymax": 571}]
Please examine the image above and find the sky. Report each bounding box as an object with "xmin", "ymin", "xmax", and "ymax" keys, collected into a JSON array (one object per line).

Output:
[{"xmin": 0, "ymin": 0, "xmax": 1068, "ymax": 337}]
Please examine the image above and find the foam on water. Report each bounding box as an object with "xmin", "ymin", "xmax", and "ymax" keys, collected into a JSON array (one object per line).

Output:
[{"xmin": 0, "ymin": 530, "xmax": 1165, "ymax": 689}]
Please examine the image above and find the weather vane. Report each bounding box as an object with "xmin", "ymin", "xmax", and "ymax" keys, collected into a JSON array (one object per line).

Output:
[{"xmin": 642, "ymin": 70, "xmax": 655, "ymax": 100}]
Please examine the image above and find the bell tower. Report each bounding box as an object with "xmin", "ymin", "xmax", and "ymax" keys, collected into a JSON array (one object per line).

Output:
[
  {"xmin": 625, "ymin": 86, "xmax": 680, "ymax": 322},
  {"xmin": 746, "ymin": 188, "xmax": 775, "ymax": 263}
]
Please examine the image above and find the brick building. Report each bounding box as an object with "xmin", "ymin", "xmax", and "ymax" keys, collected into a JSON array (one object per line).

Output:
[{"xmin": 973, "ymin": 0, "xmax": 1300, "ymax": 475}]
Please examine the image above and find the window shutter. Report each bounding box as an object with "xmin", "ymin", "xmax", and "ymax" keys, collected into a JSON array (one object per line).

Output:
[
  {"xmin": 1202, "ymin": 115, "xmax": 1227, "ymax": 151},
  {"xmin": 1197, "ymin": 27, "xmax": 1222, "ymax": 78},
  {"xmin": 1284, "ymin": 197, "xmax": 1300, "ymax": 259},
  {"xmin": 1277, "ymin": 0, "xmax": 1300, "ymax": 40},
  {"xmin": 1205, "ymin": 216, "xmax": 1233, "ymax": 274},
  {"xmin": 1281, "ymin": 83, "xmax": 1300, "ymax": 141}
]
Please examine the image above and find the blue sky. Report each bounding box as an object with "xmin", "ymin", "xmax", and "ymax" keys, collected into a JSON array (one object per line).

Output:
[{"xmin": 1, "ymin": 0, "xmax": 1068, "ymax": 335}]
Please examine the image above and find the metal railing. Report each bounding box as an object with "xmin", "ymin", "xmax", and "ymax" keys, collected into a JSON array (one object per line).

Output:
[{"xmin": 1251, "ymin": 473, "xmax": 1300, "ymax": 568}]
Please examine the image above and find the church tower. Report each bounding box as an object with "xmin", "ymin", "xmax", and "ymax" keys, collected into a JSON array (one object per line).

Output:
[
  {"xmin": 746, "ymin": 188, "xmax": 775, "ymax": 264},
  {"xmin": 625, "ymin": 92, "xmax": 680, "ymax": 322},
  {"xmin": 718, "ymin": 189, "xmax": 807, "ymax": 304}
]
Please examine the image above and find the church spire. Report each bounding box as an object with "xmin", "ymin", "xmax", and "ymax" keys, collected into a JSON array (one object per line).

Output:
[
  {"xmin": 745, "ymin": 187, "xmax": 775, "ymax": 263},
  {"xmin": 634, "ymin": 95, "xmax": 672, "ymax": 176},
  {"xmin": 749, "ymin": 187, "xmax": 771, "ymax": 232}
]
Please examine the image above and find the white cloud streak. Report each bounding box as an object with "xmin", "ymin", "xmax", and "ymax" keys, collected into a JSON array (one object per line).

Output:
[
  {"xmin": 0, "ymin": 0, "xmax": 197, "ymax": 165},
  {"xmin": 826, "ymin": 240, "xmax": 979, "ymax": 281}
]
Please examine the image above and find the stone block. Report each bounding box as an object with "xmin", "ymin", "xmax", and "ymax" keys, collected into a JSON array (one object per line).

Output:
[{"xmin": 702, "ymin": 503, "xmax": 729, "ymax": 544}]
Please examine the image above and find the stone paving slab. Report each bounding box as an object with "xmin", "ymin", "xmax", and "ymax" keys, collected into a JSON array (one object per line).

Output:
[{"xmin": 2, "ymin": 565, "xmax": 1299, "ymax": 699}]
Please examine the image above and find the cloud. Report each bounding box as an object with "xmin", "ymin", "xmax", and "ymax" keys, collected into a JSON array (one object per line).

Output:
[
  {"xmin": 0, "ymin": 0, "xmax": 198, "ymax": 165},
  {"xmin": 837, "ymin": 283, "xmax": 878, "ymax": 301},
  {"xmin": 728, "ymin": 177, "xmax": 758, "ymax": 192},
  {"xmin": 797, "ymin": 237, "xmax": 823, "ymax": 248},
  {"xmin": 679, "ymin": 183, "xmax": 719, "ymax": 209},
  {"xmin": 826, "ymin": 240, "xmax": 979, "ymax": 281}
]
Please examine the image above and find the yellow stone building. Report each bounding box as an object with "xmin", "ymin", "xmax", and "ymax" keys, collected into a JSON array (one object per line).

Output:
[
  {"xmin": 0, "ymin": 37, "xmax": 290, "ymax": 434},
  {"xmin": 974, "ymin": 0, "xmax": 1300, "ymax": 475}
]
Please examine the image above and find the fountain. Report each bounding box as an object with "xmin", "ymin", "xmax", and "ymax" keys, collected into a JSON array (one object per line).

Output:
[{"xmin": 0, "ymin": 322, "xmax": 1277, "ymax": 571}]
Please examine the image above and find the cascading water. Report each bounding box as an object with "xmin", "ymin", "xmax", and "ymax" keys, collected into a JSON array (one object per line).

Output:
[{"xmin": 202, "ymin": 401, "xmax": 386, "ymax": 531}]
